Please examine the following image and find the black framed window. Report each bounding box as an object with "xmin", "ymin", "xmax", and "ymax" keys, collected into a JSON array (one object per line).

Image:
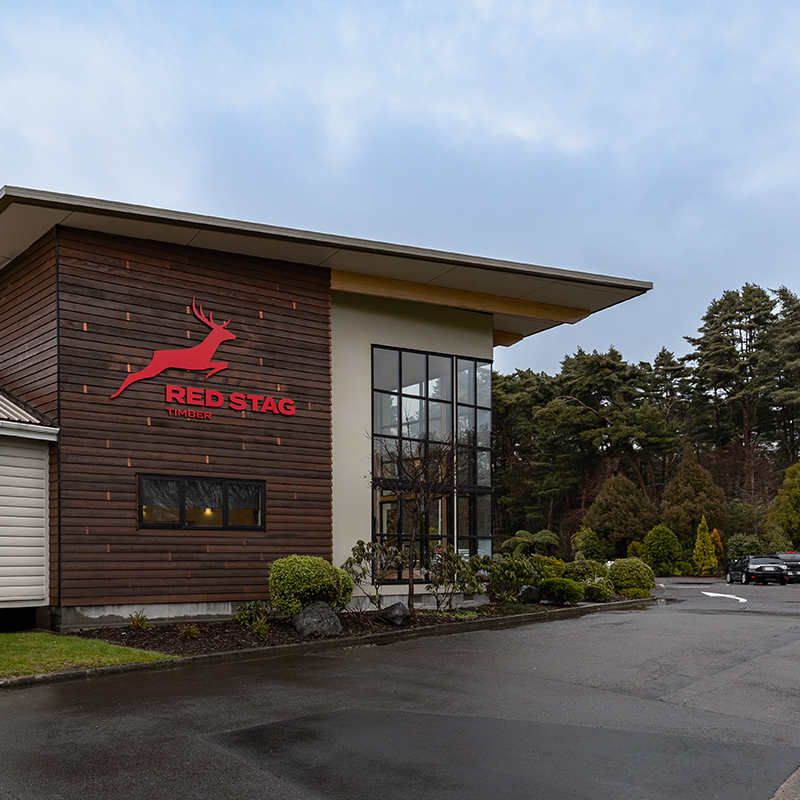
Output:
[
  {"xmin": 372, "ymin": 346, "xmax": 492, "ymax": 581},
  {"xmin": 139, "ymin": 475, "xmax": 265, "ymax": 529}
]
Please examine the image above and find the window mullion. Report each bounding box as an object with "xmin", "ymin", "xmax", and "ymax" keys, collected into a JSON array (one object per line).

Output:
[{"xmin": 179, "ymin": 479, "xmax": 186, "ymax": 528}]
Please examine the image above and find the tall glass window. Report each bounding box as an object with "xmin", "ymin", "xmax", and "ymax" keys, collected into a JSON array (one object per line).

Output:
[{"xmin": 372, "ymin": 346, "xmax": 492, "ymax": 582}]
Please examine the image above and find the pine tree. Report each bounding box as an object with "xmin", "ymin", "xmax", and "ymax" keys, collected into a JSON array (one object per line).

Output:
[
  {"xmin": 693, "ymin": 516, "xmax": 718, "ymax": 575},
  {"xmin": 684, "ymin": 284, "xmax": 777, "ymax": 491},
  {"xmin": 660, "ymin": 451, "xmax": 728, "ymax": 546},
  {"xmin": 765, "ymin": 461, "xmax": 800, "ymax": 547},
  {"xmin": 583, "ymin": 475, "xmax": 659, "ymax": 556}
]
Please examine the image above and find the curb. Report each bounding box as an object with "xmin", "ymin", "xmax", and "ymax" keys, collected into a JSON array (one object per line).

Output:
[{"xmin": 0, "ymin": 597, "xmax": 657, "ymax": 690}]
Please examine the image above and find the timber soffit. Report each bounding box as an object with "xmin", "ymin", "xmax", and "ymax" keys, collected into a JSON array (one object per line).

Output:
[{"xmin": 0, "ymin": 186, "xmax": 652, "ymax": 344}]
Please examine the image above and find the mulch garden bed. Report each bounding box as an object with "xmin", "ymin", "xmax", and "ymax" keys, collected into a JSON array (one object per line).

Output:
[{"xmin": 72, "ymin": 605, "xmax": 553, "ymax": 658}]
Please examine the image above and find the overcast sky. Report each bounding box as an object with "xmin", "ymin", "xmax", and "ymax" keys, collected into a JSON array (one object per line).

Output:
[{"xmin": 2, "ymin": 1, "xmax": 799, "ymax": 375}]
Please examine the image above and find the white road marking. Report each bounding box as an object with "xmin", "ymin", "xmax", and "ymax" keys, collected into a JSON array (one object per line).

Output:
[{"xmin": 702, "ymin": 591, "xmax": 747, "ymax": 603}]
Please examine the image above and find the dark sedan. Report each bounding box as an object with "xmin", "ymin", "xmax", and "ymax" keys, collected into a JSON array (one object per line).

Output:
[
  {"xmin": 727, "ymin": 556, "xmax": 788, "ymax": 585},
  {"xmin": 772, "ymin": 552, "xmax": 800, "ymax": 583}
]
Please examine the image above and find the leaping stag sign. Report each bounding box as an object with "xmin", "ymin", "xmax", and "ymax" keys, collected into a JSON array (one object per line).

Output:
[{"xmin": 110, "ymin": 298, "xmax": 236, "ymax": 398}]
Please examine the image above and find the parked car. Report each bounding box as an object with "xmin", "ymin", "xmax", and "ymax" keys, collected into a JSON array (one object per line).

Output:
[
  {"xmin": 772, "ymin": 552, "xmax": 800, "ymax": 583},
  {"xmin": 727, "ymin": 556, "xmax": 788, "ymax": 585}
]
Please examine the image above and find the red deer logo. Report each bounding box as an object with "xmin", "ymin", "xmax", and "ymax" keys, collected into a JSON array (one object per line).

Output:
[{"xmin": 110, "ymin": 298, "xmax": 236, "ymax": 398}]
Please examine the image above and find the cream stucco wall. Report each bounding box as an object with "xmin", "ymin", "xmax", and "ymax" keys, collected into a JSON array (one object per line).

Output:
[{"xmin": 330, "ymin": 291, "xmax": 494, "ymax": 573}]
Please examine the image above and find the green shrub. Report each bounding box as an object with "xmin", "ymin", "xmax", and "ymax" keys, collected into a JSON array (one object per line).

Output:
[
  {"xmin": 340, "ymin": 539, "xmax": 405, "ymax": 609},
  {"xmin": 531, "ymin": 554, "xmax": 565, "ymax": 581},
  {"xmin": 177, "ymin": 624, "xmax": 199, "ymax": 640},
  {"xmin": 269, "ymin": 555, "xmax": 354, "ymax": 617},
  {"xmin": 639, "ymin": 525, "xmax": 682, "ymax": 577},
  {"xmin": 618, "ymin": 587, "xmax": 651, "ymax": 599},
  {"xmin": 571, "ymin": 526, "xmax": 607, "ymax": 562},
  {"xmin": 627, "ymin": 541, "xmax": 642, "ymax": 558},
  {"xmin": 233, "ymin": 600, "xmax": 270, "ymax": 626},
  {"xmin": 608, "ymin": 557, "xmax": 655, "ymax": 591},
  {"xmin": 563, "ymin": 559, "xmax": 609, "ymax": 582},
  {"xmin": 471, "ymin": 554, "xmax": 537, "ymax": 604},
  {"xmin": 425, "ymin": 544, "xmax": 482, "ymax": 611},
  {"xmin": 250, "ymin": 619, "xmax": 271, "ymax": 637},
  {"xmin": 581, "ymin": 576, "xmax": 615, "ymax": 602},
  {"xmin": 129, "ymin": 610, "xmax": 149, "ymax": 630},
  {"xmin": 538, "ymin": 577, "xmax": 584, "ymax": 606},
  {"xmin": 498, "ymin": 529, "xmax": 560, "ymax": 557}
]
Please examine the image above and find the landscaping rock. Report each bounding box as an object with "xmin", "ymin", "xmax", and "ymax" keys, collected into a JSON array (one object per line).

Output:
[
  {"xmin": 292, "ymin": 601, "xmax": 342, "ymax": 637},
  {"xmin": 375, "ymin": 602, "xmax": 411, "ymax": 626},
  {"xmin": 518, "ymin": 585, "xmax": 541, "ymax": 604}
]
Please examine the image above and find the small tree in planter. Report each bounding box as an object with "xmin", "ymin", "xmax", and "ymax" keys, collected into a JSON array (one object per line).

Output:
[
  {"xmin": 341, "ymin": 539, "xmax": 405, "ymax": 609},
  {"xmin": 425, "ymin": 543, "xmax": 482, "ymax": 611},
  {"xmin": 373, "ymin": 436, "xmax": 465, "ymax": 614}
]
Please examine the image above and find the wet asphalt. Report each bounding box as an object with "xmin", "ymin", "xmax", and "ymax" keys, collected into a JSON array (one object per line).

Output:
[{"xmin": 2, "ymin": 578, "xmax": 800, "ymax": 800}]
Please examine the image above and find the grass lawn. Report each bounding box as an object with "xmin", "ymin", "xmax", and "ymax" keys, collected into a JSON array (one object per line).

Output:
[{"xmin": 0, "ymin": 632, "xmax": 173, "ymax": 680}]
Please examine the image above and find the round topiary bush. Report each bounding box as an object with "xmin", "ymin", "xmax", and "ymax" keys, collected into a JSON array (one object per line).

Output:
[
  {"xmin": 580, "ymin": 576, "xmax": 615, "ymax": 601},
  {"xmin": 269, "ymin": 555, "xmax": 354, "ymax": 618},
  {"xmin": 563, "ymin": 559, "xmax": 609, "ymax": 582},
  {"xmin": 608, "ymin": 557, "xmax": 656, "ymax": 592},
  {"xmin": 537, "ymin": 577, "xmax": 584, "ymax": 606}
]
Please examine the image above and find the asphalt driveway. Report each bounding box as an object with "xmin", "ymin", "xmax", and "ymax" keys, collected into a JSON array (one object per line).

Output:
[{"xmin": 2, "ymin": 579, "xmax": 800, "ymax": 799}]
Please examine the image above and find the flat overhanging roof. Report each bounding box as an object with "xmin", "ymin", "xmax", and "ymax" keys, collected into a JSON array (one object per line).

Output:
[{"xmin": 0, "ymin": 185, "xmax": 651, "ymax": 346}]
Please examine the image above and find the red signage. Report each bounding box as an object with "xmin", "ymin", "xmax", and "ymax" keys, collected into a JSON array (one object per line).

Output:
[
  {"xmin": 165, "ymin": 385, "xmax": 295, "ymax": 415},
  {"xmin": 110, "ymin": 298, "xmax": 235, "ymax": 398},
  {"xmin": 109, "ymin": 298, "xmax": 297, "ymax": 419}
]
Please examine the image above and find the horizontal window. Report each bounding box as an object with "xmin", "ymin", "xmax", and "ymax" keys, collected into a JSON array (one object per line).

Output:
[{"xmin": 138, "ymin": 475, "xmax": 265, "ymax": 530}]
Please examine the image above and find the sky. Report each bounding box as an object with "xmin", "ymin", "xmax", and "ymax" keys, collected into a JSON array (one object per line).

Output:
[{"xmin": 2, "ymin": 0, "xmax": 799, "ymax": 375}]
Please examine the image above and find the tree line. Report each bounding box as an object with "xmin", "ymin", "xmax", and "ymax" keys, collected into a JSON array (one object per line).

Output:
[{"xmin": 492, "ymin": 283, "xmax": 800, "ymax": 563}]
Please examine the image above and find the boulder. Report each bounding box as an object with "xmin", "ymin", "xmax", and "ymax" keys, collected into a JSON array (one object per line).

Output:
[
  {"xmin": 292, "ymin": 601, "xmax": 342, "ymax": 637},
  {"xmin": 375, "ymin": 601, "xmax": 411, "ymax": 626},
  {"xmin": 518, "ymin": 585, "xmax": 541, "ymax": 605}
]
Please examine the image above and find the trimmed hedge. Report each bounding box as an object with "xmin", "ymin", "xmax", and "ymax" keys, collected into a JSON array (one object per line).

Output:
[
  {"xmin": 608, "ymin": 557, "xmax": 655, "ymax": 592},
  {"xmin": 538, "ymin": 577, "xmax": 584, "ymax": 606},
  {"xmin": 269, "ymin": 555, "xmax": 354, "ymax": 617},
  {"xmin": 563, "ymin": 559, "xmax": 609, "ymax": 582}
]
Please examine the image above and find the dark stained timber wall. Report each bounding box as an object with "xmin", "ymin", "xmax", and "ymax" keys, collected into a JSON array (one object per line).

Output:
[
  {"xmin": 0, "ymin": 231, "xmax": 58, "ymax": 418},
  {"xmin": 55, "ymin": 228, "xmax": 332, "ymax": 606},
  {"xmin": 0, "ymin": 231, "xmax": 59, "ymax": 601}
]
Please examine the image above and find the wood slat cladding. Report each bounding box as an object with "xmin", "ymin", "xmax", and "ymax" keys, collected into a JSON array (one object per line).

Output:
[
  {"xmin": 55, "ymin": 228, "xmax": 332, "ymax": 606},
  {"xmin": 0, "ymin": 231, "xmax": 58, "ymax": 419}
]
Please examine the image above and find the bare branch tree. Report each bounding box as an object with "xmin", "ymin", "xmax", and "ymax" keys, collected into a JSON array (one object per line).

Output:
[{"xmin": 372, "ymin": 435, "xmax": 462, "ymax": 613}]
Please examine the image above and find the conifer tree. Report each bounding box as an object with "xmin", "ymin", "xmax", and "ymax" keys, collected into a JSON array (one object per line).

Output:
[
  {"xmin": 660, "ymin": 450, "xmax": 728, "ymax": 545},
  {"xmin": 583, "ymin": 475, "xmax": 658, "ymax": 556},
  {"xmin": 639, "ymin": 524, "xmax": 682, "ymax": 576},
  {"xmin": 765, "ymin": 461, "xmax": 800, "ymax": 547},
  {"xmin": 693, "ymin": 516, "xmax": 718, "ymax": 575}
]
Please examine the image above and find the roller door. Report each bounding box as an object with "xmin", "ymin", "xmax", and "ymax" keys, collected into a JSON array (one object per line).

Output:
[{"xmin": 0, "ymin": 435, "xmax": 49, "ymax": 607}]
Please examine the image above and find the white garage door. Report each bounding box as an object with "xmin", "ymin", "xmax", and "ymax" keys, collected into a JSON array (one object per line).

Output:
[{"xmin": 0, "ymin": 435, "xmax": 49, "ymax": 607}]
